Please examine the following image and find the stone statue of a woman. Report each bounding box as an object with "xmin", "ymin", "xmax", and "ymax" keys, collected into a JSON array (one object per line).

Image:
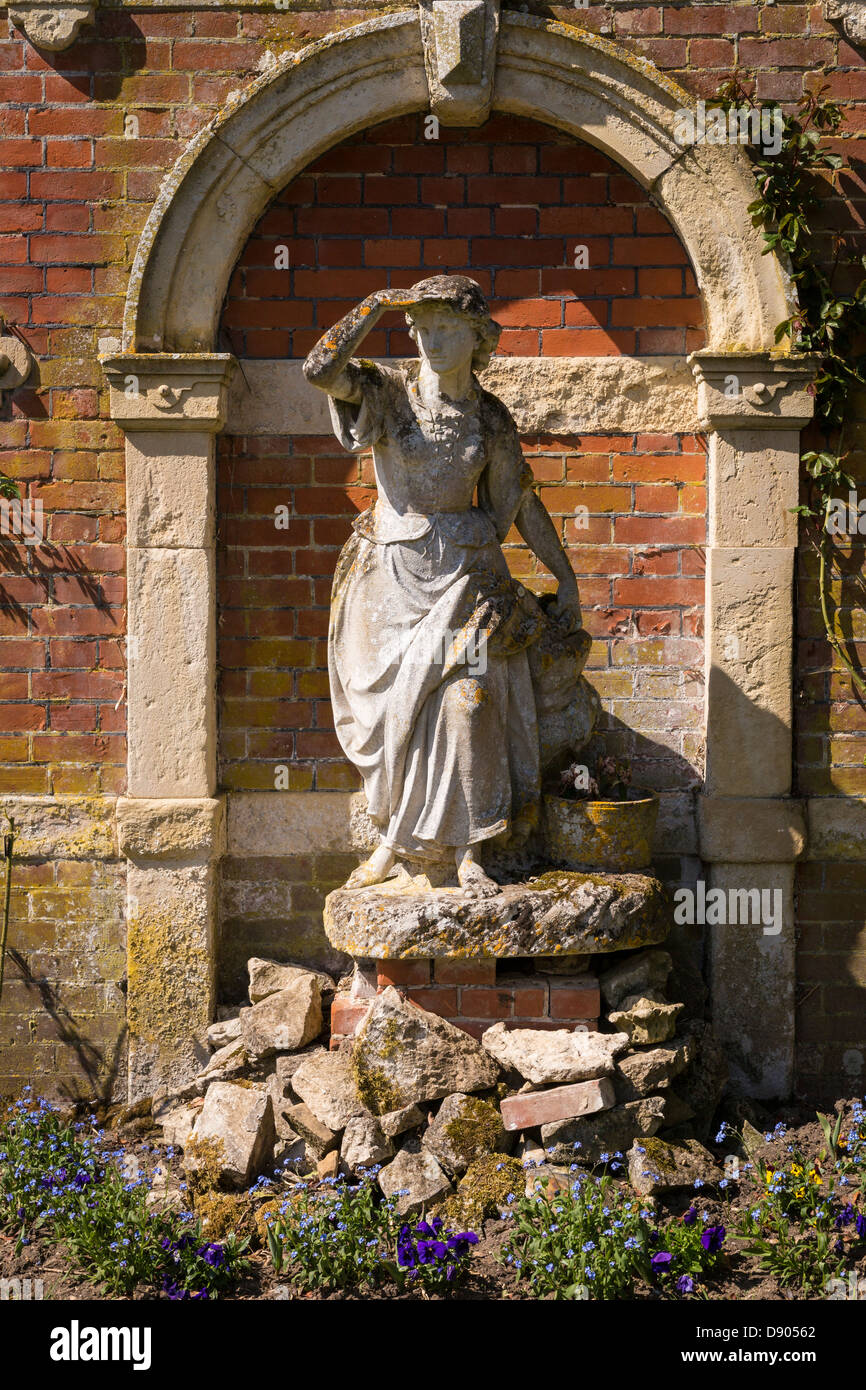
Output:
[{"xmin": 304, "ymin": 276, "xmax": 593, "ymax": 894}]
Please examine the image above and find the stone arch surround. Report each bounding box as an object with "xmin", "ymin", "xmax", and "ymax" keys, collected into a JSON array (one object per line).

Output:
[{"xmin": 103, "ymin": 10, "xmax": 816, "ymax": 1101}]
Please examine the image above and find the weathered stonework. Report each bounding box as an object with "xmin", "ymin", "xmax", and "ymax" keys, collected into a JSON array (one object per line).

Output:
[
  {"xmin": 226, "ymin": 356, "xmax": 702, "ymax": 437},
  {"xmin": 122, "ymin": 798, "xmax": 225, "ymax": 1097},
  {"xmin": 0, "ymin": 6, "xmax": 841, "ymax": 1106},
  {"xmin": 324, "ymin": 871, "xmax": 671, "ymax": 959},
  {"xmin": 7, "ymin": 2, "xmax": 95, "ymax": 51}
]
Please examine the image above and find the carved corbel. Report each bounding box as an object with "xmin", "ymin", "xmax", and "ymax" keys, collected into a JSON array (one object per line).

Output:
[
  {"xmin": 825, "ymin": 1, "xmax": 866, "ymax": 45},
  {"xmin": 418, "ymin": 0, "xmax": 501, "ymax": 127},
  {"xmin": 8, "ymin": 3, "xmax": 96, "ymax": 52},
  {"xmin": 0, "ymin": 330, "xmax": 34, "ymax": 399}
]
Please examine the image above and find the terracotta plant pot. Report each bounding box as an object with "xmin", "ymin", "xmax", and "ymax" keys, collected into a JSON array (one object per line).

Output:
[{"xmin": 542, "ymin": 793, "xmax": 659, "ymax": 872}]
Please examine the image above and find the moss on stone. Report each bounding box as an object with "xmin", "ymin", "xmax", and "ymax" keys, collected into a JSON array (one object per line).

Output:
[
  {"xmin": 440, "ymin": 1153, "xmax": 524, "ymax": 1228},
  {"xmin": 194, "ymin": 1190, "xmax": 254, "ymax": 1242},
  {"xmin": 184, "ymin": 1135, "xmax": 226, "ymax": 1196},
  {"xmin": 443, "ymin": 1096, "xmax": 503, "ymax": 1168},
  {"xmin": 350, "ymin": 1050, "xmax": 403, "ymax": 1117},
  {"xmin": 528, "ymin": 869, "xmax": 632, "ymax": 895},
  {"xmin": 378, "ymin": 1017, "xmax": 401, "ymax": 1060},
  {"xmin": 639, "ymin": 1136, "xmax": 678, "ymax": 1175}
]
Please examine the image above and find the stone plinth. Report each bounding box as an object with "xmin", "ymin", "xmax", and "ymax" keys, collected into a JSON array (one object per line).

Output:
[{"xmin": 323, "ymin": 870, "xmax": 670, "ymax": 961}]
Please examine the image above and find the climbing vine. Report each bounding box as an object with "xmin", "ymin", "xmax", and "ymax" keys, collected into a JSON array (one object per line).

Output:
[{"xmin": 716, "ymin": 78, "xmax": 866, "ymax": 698}]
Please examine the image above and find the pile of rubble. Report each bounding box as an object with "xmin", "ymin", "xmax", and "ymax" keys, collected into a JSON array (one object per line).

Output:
[{"xmin": 152, "ymin": 948, "xmax": 728, "ymax": 1214}]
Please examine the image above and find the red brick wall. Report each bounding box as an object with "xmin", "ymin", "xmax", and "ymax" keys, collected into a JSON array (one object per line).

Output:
[
  {"xmin": 217, "ymin": 429, "xmax": 706, "ymax": 793},
  {"xmin": 221, "ymin": 113, "xmax": 704, "ymax": 360}
]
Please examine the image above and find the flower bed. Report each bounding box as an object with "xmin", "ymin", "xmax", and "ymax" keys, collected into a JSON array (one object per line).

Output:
[{"xmin": 2, "ymin": 1089, "xmax": 865, "ymax": 1302}]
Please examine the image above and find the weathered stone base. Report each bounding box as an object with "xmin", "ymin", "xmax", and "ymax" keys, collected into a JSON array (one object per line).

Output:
[
  {"xmin": 329, "ymin": 959, "xmax": 600, "ymax": 1045},
  {"xmin": 323, "ymin": 870, "xmax": 671, "ymax": 960}
]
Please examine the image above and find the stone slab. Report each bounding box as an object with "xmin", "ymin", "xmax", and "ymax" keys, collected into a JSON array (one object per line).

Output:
[
  {"xmin": 225, "ymin": 356, "xmax": 700, "ymax": 438},
  {"xmin": 323, "ymin": 871, "xmax": 670, "ymax": 959}
]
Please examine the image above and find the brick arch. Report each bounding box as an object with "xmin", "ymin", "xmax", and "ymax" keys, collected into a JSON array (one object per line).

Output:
[
  {"xmin": 123, "ymin": 10, "xmax": 793, "ymax": 354},
  {"xmin": 216, "ymin": 111, "xmax": 709, "ymax": 799}
]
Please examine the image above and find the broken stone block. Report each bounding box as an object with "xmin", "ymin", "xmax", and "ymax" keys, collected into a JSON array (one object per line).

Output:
[
  {"xmin": 239, "ymin": 975, "xmax": 323, "ymax": 1059},
  {"xmin": 317, "ymin": 1150, "xmax": 340, "ymax": 1181},
  {"xmin": 273, "ymin": 1045, "xmax": 327, "ymax": 1094},
  {"xmin": 422, "ymin": 1093, "xmax": 507, "ymax": 1176},
  {"xmin": 541, "ymin": 1096, "xmax": 665, "ymax": 1164},
  {"xmin": 266, "ymin": 1076, "xmax": 308, "ymax": 1143},
  {"xmin": 290, "ymin": 1048, "xmax": 370, "ymax": 1130},
  {"xmin": 285, "ymin": 1102, "xmax": 338, "ymax": 1159},
  {"xmin": 340, "ymin": 1115, "xmax": 394, "ymax": 1174},
  {"xmin": 607, "ymin": 995, "xmax": 683, "ymax": 1045},
  {"xmin": 599, "ymin": 948, "xmax": 673, "ymax": 1010},
  {"xmin": 155, "ymin": 1098, "xmax": 201, "ymax": 1150},
  {"xmin": 352, "ymin": 986, "xmax": 500, "ymax": 1113},
  {"xmin": 500, "ymin": 1077, "xmax": 615, "ymax": 1133},
  {"xmin": 658, "ymin": 1091, "xmax": 696, "ymax": 1130},
  {"xmin": 380, "ymin": 1103, "xmax": 426, "ymax": 1140},
  {"xmin": 186, "ymin": 1082, "xmax": 275, "ymax": 1189},
  {"xmin": 524, "ymin": 1165, "xmax": 573, "ymax": 1198},
  {"xmin": 627, "ymin": 1136, "xmax": 717, "ymax": 1195},
  {"xmin": 482, "ymin": 1020, "xmax": 629, "ymax": 1085},
  {"xmin": 377, "ymin": 1143, "xmax": 452, "ymax": 1216},
  {"xmin": 195, "ymin": 1037, "xmax": 249, "ymax": 1092},
  {"xmin": 614, "ymin": 1038, "xmax": 693, "ymax": 1102},
  {"xmin": 207, "ymin": 1016, "xmax": 241, "ymax": 1050},
  {"xmin": 248, "ymin": 956, "xmax": 335, "ymax": 1004},
  {"xmin": 515, "ymin": 1135, "xmax": 545, "ymax": 1168}
]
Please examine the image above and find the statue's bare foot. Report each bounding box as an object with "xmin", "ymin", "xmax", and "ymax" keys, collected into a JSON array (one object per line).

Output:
[
  {"xmin": 344, "ymin": 845, "xmax": 397, "ymax": 890},
  {"xmin": 456, "ymin": 846, "xmax": 500, "ymax": 897}
]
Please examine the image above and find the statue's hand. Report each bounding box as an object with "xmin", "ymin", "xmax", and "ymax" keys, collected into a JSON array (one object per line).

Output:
[
  {"xmin": 549, "ymin": 580, "xmax": 582, "ymax": 634},
  {"xmin": 373, "ymin": 287, "xmax": 417, "ymax": 311}
]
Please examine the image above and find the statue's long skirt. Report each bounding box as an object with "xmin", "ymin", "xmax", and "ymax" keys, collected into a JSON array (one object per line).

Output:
[{"xmin": 328, "ymin": 517, "xmax": 540, "ymax": 857}]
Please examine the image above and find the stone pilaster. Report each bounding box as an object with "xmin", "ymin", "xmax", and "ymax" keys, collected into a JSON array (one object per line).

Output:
[
  {"xmin": 104, "ymin": 353, "xmax": 235, "ymax": 1099},
  {"xmin": 690, "ymin": 351, "xmax": 817, "ymax": 1098},
  {"xmin": 118, "ymin": 797, "xmax": 225, "ymax": 1100}
]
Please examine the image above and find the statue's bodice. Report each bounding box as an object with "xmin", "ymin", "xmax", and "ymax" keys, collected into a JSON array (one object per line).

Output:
[{"xmin": 328, "ymin": 360, "xmax": 535, "ymax": 546}]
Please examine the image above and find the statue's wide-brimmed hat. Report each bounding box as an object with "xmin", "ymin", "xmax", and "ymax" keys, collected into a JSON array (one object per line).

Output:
[
  {"xmin": 404, "ymin": 275, "xmax": 501, "ymax": 369},
  {"xmin": 406, "ymin": 275, "xmax": 491, "ymax": 320}
]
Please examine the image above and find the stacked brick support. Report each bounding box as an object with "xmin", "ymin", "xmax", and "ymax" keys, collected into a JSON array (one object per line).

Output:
[{"xmin": 329, "ymin": 959, "xmax": 600, "ymax": 1046}]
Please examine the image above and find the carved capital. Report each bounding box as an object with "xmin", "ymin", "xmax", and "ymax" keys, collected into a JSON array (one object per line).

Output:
[
  {"xmin": 419, "ymin": 0, "xmax": 500, "ymax": 127},
  {"xmin": 102, "ymin": 353, "xmax": 236, "ymax": 432},
  {"xmin": 688, "ymin": 351, "xmax": 819, "ymax": 429},
  {"xmin": 8, "ymin": 2, "xmax": 95, "ymax": 51},
  {"xmin": 825, "ymin": 0, "xmax": 866, "ymax": 45}
]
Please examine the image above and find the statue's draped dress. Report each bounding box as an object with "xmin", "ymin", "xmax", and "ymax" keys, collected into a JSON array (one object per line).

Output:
[{"xmin": 327, "ymin": 360, "xmax": 545, "ymax": 858}]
